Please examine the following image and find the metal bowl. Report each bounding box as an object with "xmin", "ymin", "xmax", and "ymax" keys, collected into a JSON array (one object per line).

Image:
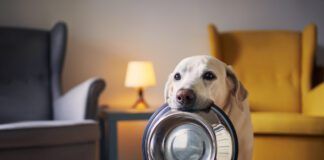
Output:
[{"xmin": 142, "ymin": 104, "xmax": 238, "ymax": 160}]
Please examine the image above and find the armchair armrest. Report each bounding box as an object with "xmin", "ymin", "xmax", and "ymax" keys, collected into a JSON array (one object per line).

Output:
[
  {"xmin": 54, "ymin": 78, "xmax": 105, "ymax": 120},
  {"xmin": 304, "ymin": 83, "xmax": 324, "ymax": 116},
  {"xmin": 0, "ymin": 120, "xmax": 99, "ymax": 149}
]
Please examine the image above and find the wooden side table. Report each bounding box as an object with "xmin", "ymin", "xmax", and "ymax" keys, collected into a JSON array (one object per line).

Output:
[{"xmin": 99, "ymin": 106, "xmax": 155, "ymax": 160}]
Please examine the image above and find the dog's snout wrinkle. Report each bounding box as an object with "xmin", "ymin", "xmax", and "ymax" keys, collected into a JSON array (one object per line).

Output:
[{"xmin": 176, "ymin": 89, "xmax": 196, "ymax": 107}]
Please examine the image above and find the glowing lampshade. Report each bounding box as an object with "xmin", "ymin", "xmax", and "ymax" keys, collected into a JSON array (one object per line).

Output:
[{"xmin": 125, "ymin": 61, "xmax": 156, "ymax": 88}]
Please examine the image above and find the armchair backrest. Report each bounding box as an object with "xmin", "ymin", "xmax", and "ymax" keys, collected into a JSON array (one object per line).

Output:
[
  {"xmin": 209, "ymin": 24, "xmax": 316, "ymax": 113},
  {"xmin": 0, "ymin": 23, "xmax": 67, "ymax": 123}
]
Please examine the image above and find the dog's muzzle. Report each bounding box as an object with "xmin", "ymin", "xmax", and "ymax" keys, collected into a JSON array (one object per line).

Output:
[
  {"xmin": 176, "ymin": 89, "xmax": 196, "ymax": 108},
  {"xmin": 142, "ymin": 103, "xmax": 238, "ymax": 160}
]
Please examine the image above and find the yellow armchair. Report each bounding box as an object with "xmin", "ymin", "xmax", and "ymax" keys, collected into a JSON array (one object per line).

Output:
[{"xmin": 209, "ymin": 23, "xmax": 324, "ymax": 160}]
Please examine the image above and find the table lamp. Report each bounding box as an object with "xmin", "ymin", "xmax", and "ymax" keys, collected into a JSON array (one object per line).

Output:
[{"xmin": 125, "ymin": 61, "xmax": 156, "ymax": 109}]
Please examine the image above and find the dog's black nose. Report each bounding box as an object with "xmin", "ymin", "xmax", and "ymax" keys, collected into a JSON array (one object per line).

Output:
[{"xmin": 176, "ymin": 89, "xmax": 196, "ymax": 107}]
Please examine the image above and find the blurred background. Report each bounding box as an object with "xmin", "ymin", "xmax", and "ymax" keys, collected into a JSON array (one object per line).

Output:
[
  {"xmin": 0, "ymin": 0, "xmax": 323, "ymax": 159},
  {"xmin": 0, "ymin": 0, "xmax": 323, "ymax": 108}
]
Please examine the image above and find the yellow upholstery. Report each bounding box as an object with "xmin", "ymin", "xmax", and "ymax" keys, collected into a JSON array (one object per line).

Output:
[
  {"xmin": 304, "ymin": 83, "xmax": 324, "ymax": 116},
  {"xmin": 253, "ymin": 136, "xmax": 324, "ymax": 160},
  {"xmin": 209, "ymin": 24, "xmax": 324, "ymax": 160},
  {"xmin": 252, "ymin": 112, "xmax": 324, "ymax": 136},
  {"xmin": 301, "ymin": 24, "xmax": 317, "ymax": 97},
  {"xmin": 220, "ymin": 31, "xmax": 301, "ymax": 112}
]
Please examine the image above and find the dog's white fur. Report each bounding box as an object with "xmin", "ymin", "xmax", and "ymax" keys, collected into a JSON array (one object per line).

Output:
[{"xmin": 164, "ymin": 55, "xmax": 253, "ymax": 160}]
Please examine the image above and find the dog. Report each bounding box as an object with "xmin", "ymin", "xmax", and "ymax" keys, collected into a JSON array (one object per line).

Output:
[{"xmin": 164, "ymin": 55, "xmax": 253, "ymax": 160}]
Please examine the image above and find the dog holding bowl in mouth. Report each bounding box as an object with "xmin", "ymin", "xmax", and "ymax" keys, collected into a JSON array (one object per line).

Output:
[{"xmin": 164, "ymin": 55, "xmax": 253, "ymax": 160}]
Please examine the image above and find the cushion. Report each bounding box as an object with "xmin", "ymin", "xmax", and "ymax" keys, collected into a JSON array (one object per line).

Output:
[
  {"xmin": 252, "ymin": 112, "xmax": 324, "ymax": 136},
  {"xmin": 0, "ymin": 120, "xmax": 99, "ymax": 149}
]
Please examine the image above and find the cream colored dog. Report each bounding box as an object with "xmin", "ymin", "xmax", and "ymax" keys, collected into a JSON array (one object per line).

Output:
[{"xmin": 164, "ymin": 55, "xmax": 253, "ymax": 160}]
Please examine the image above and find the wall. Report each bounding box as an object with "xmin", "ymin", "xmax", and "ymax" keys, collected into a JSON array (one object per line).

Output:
[{"xmin": 1, "ymin": 0, "xmax": 324, "ymax": 159}]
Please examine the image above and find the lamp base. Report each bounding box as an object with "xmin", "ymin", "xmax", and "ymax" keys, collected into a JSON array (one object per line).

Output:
[
  {"xmin": 132, "ymin": 88, "xmax": 149, "ymax": 109},
  {"xmin": 132, "ymin": 97, "xmax": 149, "ymax": 110}
]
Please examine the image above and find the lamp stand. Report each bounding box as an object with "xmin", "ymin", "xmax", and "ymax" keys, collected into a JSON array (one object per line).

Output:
[{"xmin": 132, "ymin": 87, "xmax": 149, "ymax": 109}]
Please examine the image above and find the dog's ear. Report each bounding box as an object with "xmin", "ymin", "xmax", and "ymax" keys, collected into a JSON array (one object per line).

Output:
[
  {"xmin": 226, "ymin": 65, "xmax": 248, "ymax": 109},
  {"xmin": 164, "ymin": 73, "xmax": 174, "ymax": 103}
]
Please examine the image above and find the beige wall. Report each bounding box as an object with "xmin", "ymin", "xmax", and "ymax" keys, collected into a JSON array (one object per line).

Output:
[{"xmin": 1, "ymin": 0, "xmax": 324, "ymax": 109}]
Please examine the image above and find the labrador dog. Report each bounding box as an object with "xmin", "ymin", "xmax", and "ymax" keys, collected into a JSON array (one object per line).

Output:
[{"xmin": 164, "ymin": 55, "xmax": 253, "ymax": 160}]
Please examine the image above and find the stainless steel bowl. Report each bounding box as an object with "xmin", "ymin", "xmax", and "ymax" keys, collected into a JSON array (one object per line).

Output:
[{"xmin": 142, "ymin": 104, "xmax": 238, "ymax": 160}]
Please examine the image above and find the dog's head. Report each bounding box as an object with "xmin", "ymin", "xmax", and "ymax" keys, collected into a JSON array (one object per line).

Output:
[{"xmin": 164, "ymin": 55, "xmax": 247, "ymax": 110}]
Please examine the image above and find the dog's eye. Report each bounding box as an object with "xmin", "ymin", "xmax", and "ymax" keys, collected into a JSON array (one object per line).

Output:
[
  {"xmin": 174, "ymin": 73, "xmax": 181, "ymax": 81},
  {"xmin": 202, "ymin": 71, "xmax": 216, "ymax": 81}
]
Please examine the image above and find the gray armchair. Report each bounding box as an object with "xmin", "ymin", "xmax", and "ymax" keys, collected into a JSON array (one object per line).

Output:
[{"xmin": 0, "ymin": 22, "xmax": 105, "ymax": 160}]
